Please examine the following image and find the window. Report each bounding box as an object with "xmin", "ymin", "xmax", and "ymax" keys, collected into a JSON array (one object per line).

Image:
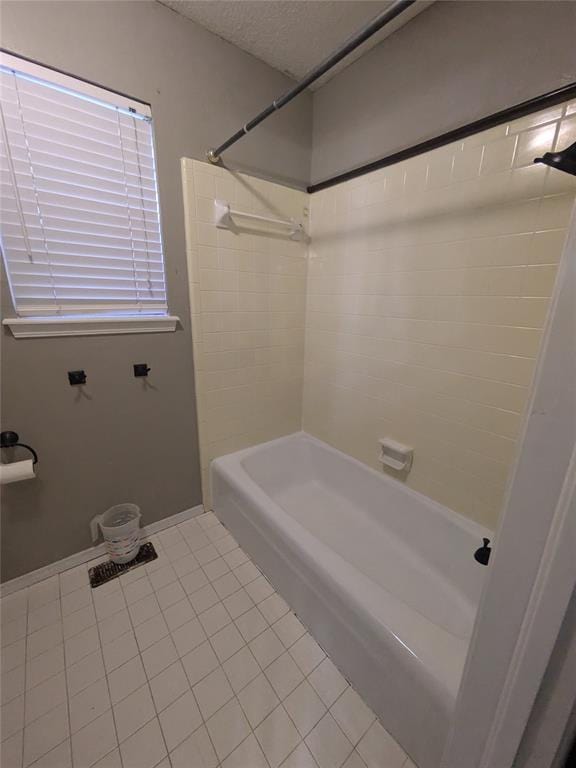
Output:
[{"xmin": 0, "ymin": 52, "xmax": 176, "ymax": 337}]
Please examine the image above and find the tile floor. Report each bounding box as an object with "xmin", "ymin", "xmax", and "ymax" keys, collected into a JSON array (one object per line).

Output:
[{"xmin": 1, "ymin": 512, "xmax": 415, "ymax": 768}]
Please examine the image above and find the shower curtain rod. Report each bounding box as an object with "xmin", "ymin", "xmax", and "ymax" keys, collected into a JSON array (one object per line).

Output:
[
  {"xmin": 308, "ymin": 81, "xmax": 576, "ymax": 193},
  {"xmin": 206, "ymin": 0, "xmax": 416, "ymax": 164}
]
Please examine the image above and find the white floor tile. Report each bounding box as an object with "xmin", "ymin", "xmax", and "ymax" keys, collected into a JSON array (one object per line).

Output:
[
  {"xmin": 2, "ymin": 617, "xmax": 27, "ymax": 648},
  {"xmin": 2, "ymin": 665, "xmax": 25, "ymax": 706},
  {"xmin": 59, "ymin": 566, "xmax": 89, "ymax": 598},
  {"xmin": 134, "ymin": 613, "xmax": 169, "ymax": 652},
  {"xmin": 63, "ymin": 605, "xmax": 97, "ymax": 642},
  {"xmin": 330, "ymin": 687, "xmax": 375, "ymax": 746},
  {"xmin": 203, "ymin": 557, "xmax": 230, "ymax": 583},
  {"xmin": 249, "ymin": 628, "xmax": 285, "ymax": 669},
  {"xmin": 28, "ymin": 624, "xmax": 63, "ymax": 660},
  {"xmin": 169, "ymin": 724, "xmax": 218, "ymax": 768},
  {"xmin": 281, "ymin": 741, "xmax": 320, "ymax": 768},
  {"xmin": 69, "ymin": 678, "xmax": 111, "ymax": 734},
  {"xmin": 222, "ymin": 647, "xmax": 261, "ymax": 694},
  {"xmin": 97, "ymin": 610, "xmax": 132, "ymax": 647},
  {"xmin": 305, "ymin": 713, "xmax": 354, "ymax": 768},
  {"xmin": 149, "ymin": 661, "xmax": 189, "ymax": 713},
  {"xmin": 113, "ymin": 683, "xmax": 155, "ymax": 743},
  {"xmin": 27, "ymin": 579, "xmax": 58, "ymax": 612},
  {"xmin": 180, "ymin": 569, "xmax": 209, "ymax": 596},
  {"xmin": 193, "ymin": 667, "xmax": 234, "ymax": 720},
  {"xmin": 237, "ymin": 674, "xmax": 279, "ymax": 728},
  {"xmin": 223, "ymin": 548, "xmax": 249, "ymax": 570},
  {"xmin": 1, "ymin": 730, "xmax": 23, "ymax": 768},
  {"xmin": 233, "ymin": 562, "xmax": 261, "ymax": 586},
  {"xmin": 119, "ymin": 717, "xmax": 167, "ymax": 768},
  {"xmin": 23, "ymin": 702, "xmax": 69, "ymax": 767},
  {"xmin": 102, "ymin": 632, "xmax": 138, "ymax": 674},
  {"xmin": 91, "ymin": 747, "xmax": 122, "ymax": 768},
  {"xmin": 290, "ymin": 634, "xmax": 325, "ymax": 676},
  {"xmin": 122, "ymin": 577, "xmax": 153, "ymax": 606},
  {"xmin": 206, "ymin": 522, "xmax": 228, "ymax": 543},
  {"xmin": 149, "ymin": 565, "xmax": 177, "ymax": 592},
  {"xmin": 235, "ymin": 606, "xmax": 268, "ymax": 643},
  {"xmin": 2, "ymin": 638, "xmax": 26, "ymax": 673},
  {"xmin": 211, "ymin": 623, "xmax": 245, "ymax": 663},
  {"xmin": 141, "ymin": 636, "xmax": 178, "ymax": 680},
  {"xmin": 271, "ymin": 613, "xmax": 306, "ymax": 649},
  {"xmin": 61, "ymin": 586, "xmax": 92, "ymax": 618},
  {"xmin": 127, "ymin": 594, "xmax": 160, "ymax": 628},
  {"xmin": 181, "ymin": 641, "xmax": 220, "ymax": 687},
  {"xmin": 212, "ymin": 572, "xmax": 242, "ymax": 600},
  {"xmin": 2, "ymin": 519, "xmax": 412, "ymax": 768},
  {"xmin": 214, "ymin": 534, "xmax": 238, "ymax": 556},
  {"xmin": 28, "ymin": 602, "xmax": 61, "ymax": 636},
  {"xmin": 64, "ymin": 625, "xmax": 100, "ymax": 667},
  {"xmin": 254, "ymin": 705, "xmax": 301, "ymax": 768},
  {"xmin": 25, "ymin": 672, "xmax": 67, "ymax": 724},
  {"xmin": 189, "ymin": 585, "xmax": 220, "ymax": 614},
  {"xmin": 2, "ymin": 694, "xmax": 25, "ymax": 740},
  {"xmin": 265, "ymin": 652, "xmax": 304, "ymax": 700},
  {"xmin": 284, "ymin": 680, "xmax": 327, "ymax": 737},
  {"xmin": 222, "ymin": 588, "xmax": 254, "ymax": 620},
  {"xmin": 309, "ymin": 659, "xmax": 349, "ymax": 707},
  {"xmin": 1, "ymin": 591, "xmax": 28, "ymax": 623},
  {"xmin": 206, "ymin": 698, "xmax": 251, "ymax": 762},
  {"xmin": 67, "ymin": 649, "xmax": 105, "ymax": 698},
  {"xmin": 107, "ymin": 656, "xmax": 147, "ymax": 705},
  {"xmin": 162, "ymin": 598, "xmax": 196, "ymax": 632},
  {"xmin": 198, "ymin": 603, "xmax": 231, "ymax": 637},
  {"xmin": 221, "ymin": 733, "xmax": 268, "ymax": 768},
  {"xmin": 258, "ymin": 594, "xmax": 289, "ymax": 625},
  {"xmin": 195, "ymin": 543, "xmax": 220, "ymax": 566},
  {"xmin": 156, "ymin": 581, "xmax": 186, "ymax": 611},
  {"xmin": 28, "ymin": 737, "xmax": 72, "ymax": 768},
  {"xmin": 356, "ymin": 721, "xmax": 407, "ymax": 768},
  {"xmin": 172, "ymin": 554, "xmax": 200, "ymax": 580},
  {"xmin": 185, "ymin": 532, "xmax": 211, "ymax": 554},
  {"xmin": 341, "ymin": 750, "xmax": 368, "ymax": 768},
  {"xmin": 158, "ymin": 690, "xmax": 202, "ymax": 752},
  {"xmin": 93, "ymin": 592, "xmax": 126, "ymax": 623},
  {"xmin": 244, "ymin": 576, "xmax": 274, "ymax": 604},
  {"xmin": 171, "ymin": 617, "xmax": 207, "ymax": 658}
]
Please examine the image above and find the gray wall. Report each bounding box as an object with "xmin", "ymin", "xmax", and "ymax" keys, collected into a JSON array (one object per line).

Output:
[
  {"xmin": 311, "ymin": 0, "xmax": 576, "ymax": 184},
  {"xmin": 0, "ymin": 0, "xmax": 312, "ymax": 581}
]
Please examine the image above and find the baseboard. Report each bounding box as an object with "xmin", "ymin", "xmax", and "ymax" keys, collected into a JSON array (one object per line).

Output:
[{"xmin": 0, "ymin": 505, "xmax": 204, "ymax": 598}]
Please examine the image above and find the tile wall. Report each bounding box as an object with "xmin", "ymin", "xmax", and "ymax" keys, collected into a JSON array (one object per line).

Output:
[
  {"xmin": 181, "ymin": 160, "xmax": 308, "ymax": 508},
  {"xmin": 303, "ymin": 103, "xmax": 576, "ymax": 529}
]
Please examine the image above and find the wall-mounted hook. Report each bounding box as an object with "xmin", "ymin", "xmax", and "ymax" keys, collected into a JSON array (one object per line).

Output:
[
  {"xmin": 133, "ymin": 363, "xmax": 150, "ymax": 378},
  {"xmin": 68, "ymin": 370, "xmax": 87, "ymax": 386}
]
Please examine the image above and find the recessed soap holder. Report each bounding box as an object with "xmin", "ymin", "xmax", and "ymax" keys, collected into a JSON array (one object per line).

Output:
[{"xmin": 378, "ymin": 438, "xmax": 413, "ymax": 473}]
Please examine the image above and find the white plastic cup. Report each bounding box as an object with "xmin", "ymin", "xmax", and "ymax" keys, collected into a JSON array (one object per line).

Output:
[{"xmin": 90, "ymin": 503, "xmax": 141, "ymax": 564}]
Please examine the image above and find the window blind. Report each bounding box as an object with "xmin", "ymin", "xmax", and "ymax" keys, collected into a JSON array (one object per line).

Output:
[{"xmin": 0, "ymin": 53, "xmax": 167, "ymax": 318}]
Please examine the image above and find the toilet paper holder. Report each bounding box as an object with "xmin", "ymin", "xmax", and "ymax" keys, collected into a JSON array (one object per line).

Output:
[{"xmin": 0, "ymin": 431, "xmax": 38, "ymax": 465}]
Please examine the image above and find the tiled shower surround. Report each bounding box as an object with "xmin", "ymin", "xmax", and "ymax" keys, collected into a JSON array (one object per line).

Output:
[
  {"xmin": 183, "ymin": 103, "xmax": 576, "ymax": 528},
  {"xmin": 182, "ymin": 160, "xmax": 308, "ymax": 509}
]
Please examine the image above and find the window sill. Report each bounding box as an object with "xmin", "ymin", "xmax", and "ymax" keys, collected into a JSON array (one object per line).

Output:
[{"xmin": 3, "ymin": 315, "xmax": 180, "ymax": 339}]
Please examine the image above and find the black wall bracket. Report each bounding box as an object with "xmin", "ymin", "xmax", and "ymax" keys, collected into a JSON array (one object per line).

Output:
[{"xmin": 68, "ymin": 370, "xmax": 87, "ymax": 386}]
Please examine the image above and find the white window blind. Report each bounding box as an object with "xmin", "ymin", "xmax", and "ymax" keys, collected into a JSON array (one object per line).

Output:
[{"xmin": 0, "ymin": 53, "xmax": 168, "ymax": 318}]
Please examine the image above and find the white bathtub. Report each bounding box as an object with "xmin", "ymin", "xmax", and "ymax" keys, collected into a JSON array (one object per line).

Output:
[{"xmin": 212, "ymin": 432, "xmax": 490, "ymax": 768}]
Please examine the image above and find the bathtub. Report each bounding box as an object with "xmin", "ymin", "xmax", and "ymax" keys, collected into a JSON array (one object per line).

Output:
[{"xmin": 212, "ymin": 432, "xmax": 490, "ymax": 768}]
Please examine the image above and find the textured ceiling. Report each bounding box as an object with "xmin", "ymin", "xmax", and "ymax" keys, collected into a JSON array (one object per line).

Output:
[{"xmin": 158, "ymin": 0, "xmax": 432, "ymax": 88}]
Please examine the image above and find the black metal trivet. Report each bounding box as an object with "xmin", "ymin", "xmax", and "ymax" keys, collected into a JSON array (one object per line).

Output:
[{"xmin": 88, "ymin": 542, "xmax": 158, "ymax": 588}]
